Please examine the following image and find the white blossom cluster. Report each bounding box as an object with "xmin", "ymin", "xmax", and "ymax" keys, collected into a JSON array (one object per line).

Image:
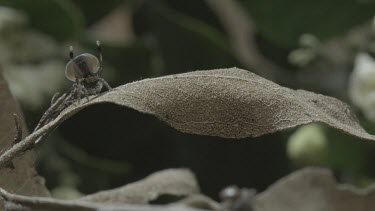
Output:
[{"xmin": 349, "ymin": 53, "xmax": 375, "ymax": 121}]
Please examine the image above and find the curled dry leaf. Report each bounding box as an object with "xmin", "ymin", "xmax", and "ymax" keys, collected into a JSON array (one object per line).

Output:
[
  {"xmin": 79, "ymin": 168, "xmax": 200, "ymax": 204},
  {"xmin": 0, "ymin": 69, "xmax": 49, "ymax": 206},
  {"xmin": 255, "ymin": 167, "xmax": 375, "ymax": 211},
  {"xmin": 51, "ymin": 67, "xmax": 373, "ymax": 140},
  {"xmin": 0, "ymin": 188, "xmax": 210, "ymax": 211},
  {"xmin": 2, "ymin": 67, "xmax": 373, "ymax": 168}
]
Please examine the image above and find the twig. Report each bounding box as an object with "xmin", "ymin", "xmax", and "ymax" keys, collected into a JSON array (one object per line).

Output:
[
  {"xmin": 0, "ymin": 93, "xmax": 71, "ymax": 169},
  {"xmin": 12, "ymin": 113, "xmax": 22, "ymax": 144},
  {"xmin": 0, "ymin": 114, "xmax": 24, "ymax": 169},
  {"xmin": 0, "ymin": 81, "xmax": 95, "ymax": 169},
  {"xmin": 0, "ymin": 112, "xmax": 62, "ymax": 168}
]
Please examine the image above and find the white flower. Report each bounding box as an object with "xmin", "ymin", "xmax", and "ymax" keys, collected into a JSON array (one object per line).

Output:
[
  {"xmin": 348, "ymin": 53, "xmax": 375, "ymax": 121},
  {"xmin": 287, "ymin": 124, "xmax": 328, "ymax": 166}
]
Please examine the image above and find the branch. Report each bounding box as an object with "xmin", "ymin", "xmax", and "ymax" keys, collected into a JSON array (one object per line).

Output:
[
  {"xmin": 0, "ymin": 93, "xmax": 69, "ymax": 169},
  {"xmin": 12, "ymin": 113, "xmax": 22, "ymax": 144}
]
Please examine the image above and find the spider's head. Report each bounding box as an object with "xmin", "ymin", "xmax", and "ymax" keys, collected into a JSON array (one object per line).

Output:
[{"xmin": 65, "ymin": 53, "xmax": 100, "ymax": 82}]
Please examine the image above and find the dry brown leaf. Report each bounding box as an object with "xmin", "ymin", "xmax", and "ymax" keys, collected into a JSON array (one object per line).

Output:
[
  {"xmin": 3, "ymin": 67, "xmax": 372, "ymax": 169},
  {"xmin": 0, "ymin": 70, "xmax": 49, "ymax": 208},
  {"xmin": 0, "ymin": 188, "xmax": 210, "ymax": 211},
  {"xmin": 2, "ymin": 67, "xmax": 371, "ymax": 169},
  {"xmin": 0, "ymin": 169, "xmax": 206, "ymax": 211},
  {"xmin": 50, "ymin": 67, "xmax": 374, "ymax": 140},
  {"xmin": 79, "ymin": 168, "xmax": 199, "ymax": 204},
  {"xmin": 255, "ymin": 167, "xmax": 375, "ymax": 211}
]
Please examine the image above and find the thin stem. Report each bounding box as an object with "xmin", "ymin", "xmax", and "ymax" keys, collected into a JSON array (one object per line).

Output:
[
  {"xmin": 0, "ymin": 93, "xmax": 70, "ymax": 169},
  {"xmin": 13, "ymin": 113, "xmax": 22, "ymax": 144},
  {"xmin": 0, "ymin": 114, "xmax": 61, "ymax": 168}
]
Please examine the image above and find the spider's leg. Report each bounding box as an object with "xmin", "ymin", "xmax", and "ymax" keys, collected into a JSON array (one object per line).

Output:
[
  {"xmin": 94, "ymin": 80, "xmax": 104, "ymax": 94},
  {"xmin": 78, "ymin": 79, "xmax": 90, "ymax": 102},
  {"xmin": 83, "ymin": 86, "xmax": 90, "ymax": 101},
  {"xmin": 50, "ymin": 92, "xmax": 60, "ymax": 106},
  {"xmin": 99, "ymin": 78, "xmax": 112, "ymax": 91},
  {"xmin": 68, "ymin": 83, "xmax": 79, "ymax": 105}
]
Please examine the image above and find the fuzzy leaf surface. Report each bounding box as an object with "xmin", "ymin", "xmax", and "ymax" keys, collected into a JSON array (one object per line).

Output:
[
  {"xmin": 48, "ymin": 68, "xmax": 374, "ymax": 141},
  {"xmin": 79, "ymin": 168, "xmax": 199, "ymax": 204}
]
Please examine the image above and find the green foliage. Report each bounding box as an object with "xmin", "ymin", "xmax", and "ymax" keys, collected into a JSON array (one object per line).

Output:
[
  {"xmin": 136, "ymin": 1, "xmax": 238, "ymax": 73},
  {"xmin": 0, "ymin": 0, "xmax": 84, "ymax": 41},
  {"xmin": 239, "ymin": 0, "xmax": 375, "ymax": 48},
  {"xmin": 73, "ymin": 0, "xmax": 124, "ymax": 26}
]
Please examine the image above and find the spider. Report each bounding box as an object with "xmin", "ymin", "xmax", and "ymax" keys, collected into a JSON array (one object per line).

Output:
[{"xmin": 65, "ymin": 41, "xmax": 112, "ymax": 103}]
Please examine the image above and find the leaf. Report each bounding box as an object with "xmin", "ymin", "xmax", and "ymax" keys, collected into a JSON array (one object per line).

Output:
[
  {"xmin": 0, "ymin": 169, "xmax": 207, "ymax": 211},
  {"xmin": 0, "ymin": 70, "xmax": 49, "ymax": 207},
  {"xmin": 79, "ymin": 168, "xmax": 200, "ymax": 204},
  {"xmin": 255, "ymin": 167, "xmax": 375, "ymax": 211},
  {"xmin": 42, "ymin": 67, "xmax": 374, "ymax": 141},
  {"xmin": 18, "ymin": 67, "xmax": 374, "ymax": 145},
  {"xmin": 0, "ymin": 190, "xmax": 211, "ymax": 211}
]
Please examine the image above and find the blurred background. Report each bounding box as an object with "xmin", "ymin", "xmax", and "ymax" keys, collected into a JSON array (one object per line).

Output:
[{"xmin": 1, "ymin": 0, "xmax": 375, "ymax": 200}]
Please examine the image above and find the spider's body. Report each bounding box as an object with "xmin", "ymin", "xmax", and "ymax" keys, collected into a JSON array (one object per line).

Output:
[{"xmin": 65, "ymin": 42, "xmax": 112, "ymax": 102}]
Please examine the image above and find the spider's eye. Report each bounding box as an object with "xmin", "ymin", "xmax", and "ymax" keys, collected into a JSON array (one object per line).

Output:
[{"xmin": 65, "ymin": 53, "xmax": 100, "ymax": 81}]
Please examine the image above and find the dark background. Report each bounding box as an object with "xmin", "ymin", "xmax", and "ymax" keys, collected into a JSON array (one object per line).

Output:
[{"xmin": 0, "ymin": 0, "xmax": 375, "ymax": 199}]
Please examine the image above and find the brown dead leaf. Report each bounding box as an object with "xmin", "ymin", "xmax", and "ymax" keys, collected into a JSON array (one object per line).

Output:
[
  {"xmin": 0, "ymin": 70, "xmax": 49, "ymax": 208},
  {"xmin": 50, "ymin": 67, "xmax": 374, "ymax": 140},
  {"xmin": 0, "ymin": 188, "xmax": 210, "ymax": 211},
  {"xmin": 79, "ymin": 168, "xmax": 199, "ymax": 204},
  {"xmin": 6, "ymin": 67, "xmax": 371, "ymax": 168},
  {"xmin": 0, "ymin": 169, "xmax": 206, "ymax": 211},
  {"xmin": 255, "ymin": 167, "xmax": 375, "ymax": 211}
]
